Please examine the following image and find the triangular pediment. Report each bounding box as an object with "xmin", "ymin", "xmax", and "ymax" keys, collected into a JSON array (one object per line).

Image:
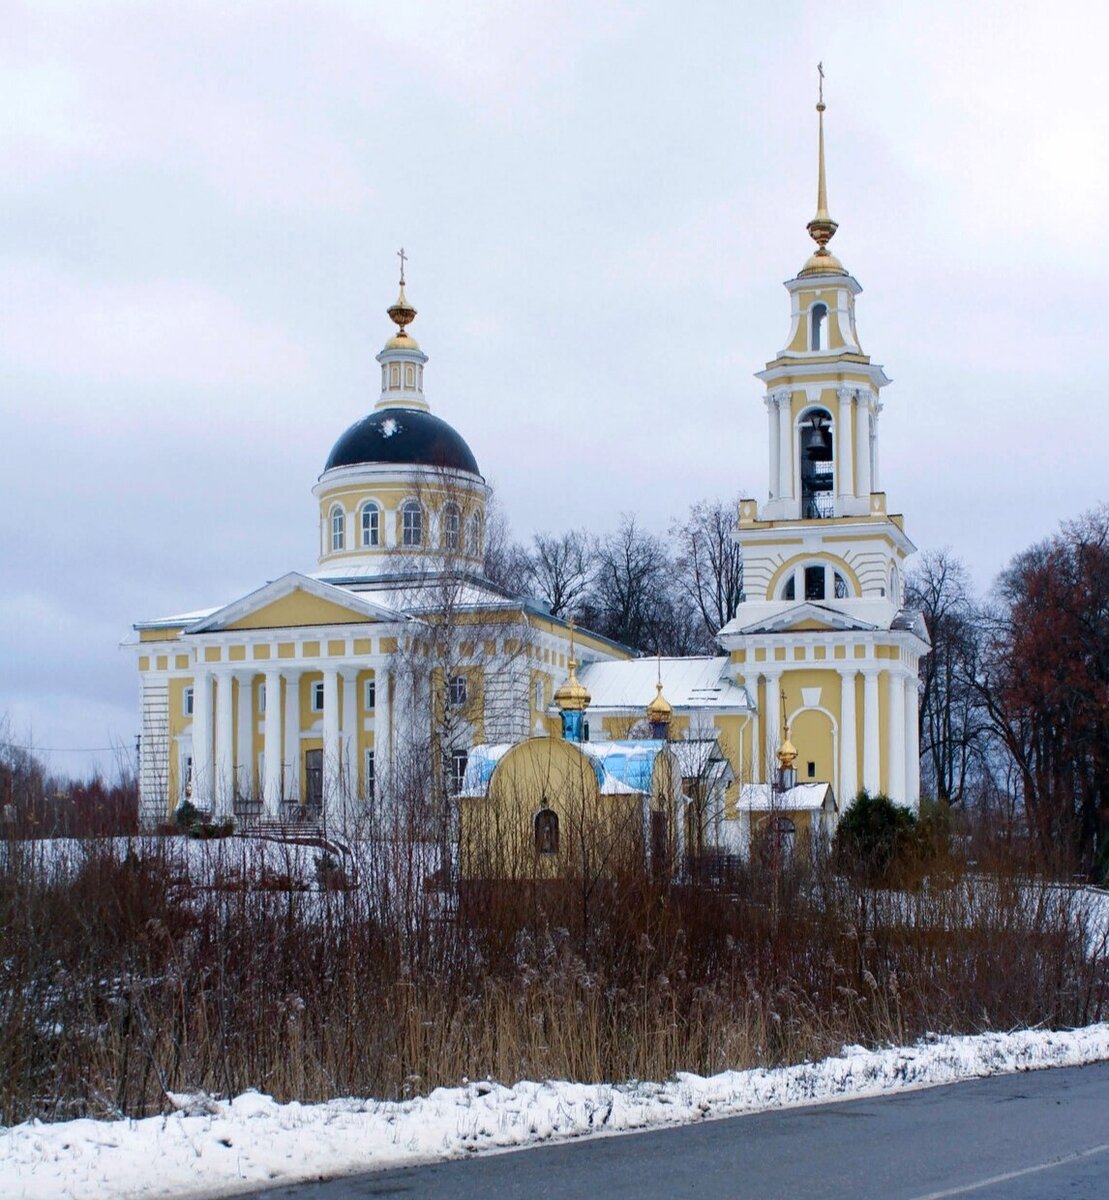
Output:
[
  {"xmin": 186, "ymin": 573, "xmax": 403, "ymax": 633},
  {"xmin": 736, "ymin": 602, "xmax": 876, "ymax": 636}
]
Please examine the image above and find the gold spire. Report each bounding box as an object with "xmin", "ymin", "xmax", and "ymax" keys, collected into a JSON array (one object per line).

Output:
[
  {"xmin": 646, "ymin": 653, "xmax": 673, "ymax": 726},
  {"xmin": 385, "ymin": 247, "xmax": 420, "ymax": 348},
  {"xmin": 554, "ymin": 617, "xmax": 591, "ymax": 712},
  {"xmin": 800, "ymin": 63, "xmax": 846, "ymax": 278}
]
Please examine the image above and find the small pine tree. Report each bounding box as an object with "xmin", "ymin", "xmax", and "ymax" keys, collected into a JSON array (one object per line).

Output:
[{"xmin": 834, "ymin": 789, "xmax": 917, "ymax": 883}]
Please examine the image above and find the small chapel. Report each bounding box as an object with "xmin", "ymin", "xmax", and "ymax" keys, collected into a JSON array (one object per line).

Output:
[{"xmin": 130, "ymin": 90, "xmax": 928, "ymax": 869}]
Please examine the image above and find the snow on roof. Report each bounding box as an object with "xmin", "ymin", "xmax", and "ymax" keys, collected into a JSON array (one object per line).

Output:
[
  {"xmin": 134, "ymin": 605, "xmax": 223, "ymax": 630},
  {"xmin": 576, "ymin": 657, "xmax": 752, "ymax": 712},
  {"xmin": 736, "ymin": 783, "xmax": 836, "ymax": 812},
  {"xmin": 460, "ymin": 739, "xmax": 669, "ymax": 798},
  {"xmin": 672, "ymin": 739, "xmax": 735, "ymax": 785}
]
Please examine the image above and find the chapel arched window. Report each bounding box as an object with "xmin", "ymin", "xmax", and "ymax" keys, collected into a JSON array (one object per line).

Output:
[
  {"xmin": 330, "ymin": 505, "xmax": 345, "ymax": 552},
  {"xmin": 467, "ymin": 511, "xmax": 483, "ymax": 557},
  {"xmin": 535, "ymin": 808, "xmax": 559, "ymax": 855}
]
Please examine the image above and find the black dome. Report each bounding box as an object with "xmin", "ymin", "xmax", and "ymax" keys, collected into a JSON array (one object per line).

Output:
[{"xmin": 324, "ymin": 407, "xmax": 482, "ymax": 476}]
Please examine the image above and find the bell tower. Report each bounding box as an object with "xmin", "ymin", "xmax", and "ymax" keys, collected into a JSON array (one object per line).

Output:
[{"xmin": 717, "ymin": 70, "xmax": 929, "ymax": 810}]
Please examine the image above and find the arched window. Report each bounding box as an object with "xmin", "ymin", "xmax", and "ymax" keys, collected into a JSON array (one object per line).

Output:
[
  {"xmin": 810, "ymin": 303, "xmax": 828, "ymax": 351},
  {"xmin": 360, "ymin": 502, "xmax": 380, "ymax": 547},
  {"xmin": 835, "ymin": 571, "xmax": 850, "ymax": 599},
  {"xmin": 330, "ymin": 505, "xmax": 345, "ymax": 552},
  {"xmin": 534, "ymin": 808, "xmax": 559, "ymax": 855},
  {"xmin": 781, "ymin": 576, "xmax": 796, "ymax": 600},
  {"xmin": 800, "ymin": 408, "xmax": 834, "ymax": 519},
  {"xmin": 442, "ymin": 502, "xmax": 461, "ymax": 551},
  {"xmin": 401, "ymin": 500, "xmax": 423, "ymax": 547},
  {"xmin": 467, "ymin": 511, "xmax": 483, "ymax": 557}
]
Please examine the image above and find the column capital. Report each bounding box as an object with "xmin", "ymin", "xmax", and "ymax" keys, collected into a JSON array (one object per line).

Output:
[{"xmin": 836, "ymin": 384, "xmax": 857, "ymax": 406}]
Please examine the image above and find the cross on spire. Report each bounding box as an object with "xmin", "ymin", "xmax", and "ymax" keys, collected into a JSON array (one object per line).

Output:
[
  {"xmin": 397, "ymin": 247, "xmax": 408, "ymax": 286},
  {"xmin": 817, "ymin": 61, "xmax": 824, "ymax": 106}
]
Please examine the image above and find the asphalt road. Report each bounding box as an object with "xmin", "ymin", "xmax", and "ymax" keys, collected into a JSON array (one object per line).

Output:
[{"xmin": 245, "ymin": 1061, "xmax": 1109, "ymax": 1200}]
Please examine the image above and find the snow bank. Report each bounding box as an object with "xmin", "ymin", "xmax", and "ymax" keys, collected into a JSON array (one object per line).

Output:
[{"xmin": 3, "ymin": 1025, "xmax": 1108, "ymax": 1199}]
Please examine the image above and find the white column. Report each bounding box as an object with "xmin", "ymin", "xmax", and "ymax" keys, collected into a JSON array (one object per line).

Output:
[
  {"xmin": 322, "ymin": 667, "xmax": 341, "ymax": 817},
  {"xmin": 862, "ymin": 667, "xmax": 881, "ymax": 794},
  {"xmin": 283, "ymin": 669, "xmax": 301, "ymax": 802},
  {"xmin": 855, "ymin": 397, "xmax": 872, "ymax": 497},
  {"xmin": 837, "ymin": 386, "xmax": 855, "ymax": 499},
  {"xmin": 904, "ymin": 672, "xmax": 920, "ymax": 810},
  {"xmin": 340, "ymin": 667, "xmax": 358, "ymax": 814},
  {"xmin": 766, "ymin": 396, "xmax": 780, "ymax": 499},
  {"xmin": 763, "ymin": 671, "xmax": 782, "ymax": 779},
  {"xmin": 263, "ymin": 668, "xmax": 283, "ymax": 817},
  {"xmin": 235, "ymin": 673, "xmax": 254, "ymax": 803},
  {"xmin": 750, "ymin": 700, "xmax": 761, "ymax": 784},
  {"xmin": 191, "ymin": 668, "xmax": 213, "ymax": 807},
  {"xmin": 887, "ymin": 668, "xmax": 906, "ymax": 806},
  {"xmin": 214, "ymin": 672, "xmax": 235, "ymax": 818},
  {"xmin": 839, "ymin": 668, "xmax": 858, "ymax": 804},
  {"xmin": 776, "ymin": 394, "xmax": 793, "ymax": 499}
]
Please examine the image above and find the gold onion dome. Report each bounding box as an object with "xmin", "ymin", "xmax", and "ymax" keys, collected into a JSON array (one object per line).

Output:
[
  {"xmin": 798, "ymin": 70, "xmax": 847, "ymax": 278},
  {"xmin": 777, "ymin": 733, "xmax": 798, "ymax": 771},
  {"xmin": 554, "ymin": 658, "xmax": 590, "ymax": 712},
  {"xmin": 646, "ymin": 680, "xmax": 672, "ymax": 724}
]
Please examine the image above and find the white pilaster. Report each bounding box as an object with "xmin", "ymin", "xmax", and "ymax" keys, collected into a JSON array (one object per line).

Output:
[
  {"xmin": 862, "ymin": 667, "xmax": 881, "ymax": 794},
  {"xmin": 375, "ymin": 665, "xmax": 391, "ymax": 804},
  {"xmin": 839, "ymin": 668, "xmax": 858, "ymax": 804},
  {"xmin": 214, "ymin": 673, "xmax": 234, "ymax": 818},
  {"xmin": 283, "ymin": 669, "xmax": 301, "ymax": 802},
  {"xmin": 235, "ymin": 673, "xmax": 253, "ymax": 801},
  {"xmin": 837, "ymin": 385, "xmax": 855, "ymax": 500},
  {"xmin": 750, "ymin": 704, "xmax": 761, "ymax": 784},
  {"xmin": 322, "ymin": 667, "xmax": 341, "ymax": 817},
  {"xmin": 263, "ymin": 668, "xmax": 283, "ymax": 817},
  {"xmin": 871, "ymin": 402, "xmax": 881, "ymax": 492},
  {"xmin": 855, "ymin": 397, "xmax": 872, "ymax": 497},
  {"xmin": 191, "ymin": 668, "xmax": 213, "ymax": 808},
  {"xmin": 904, "ymin": 672, "xmax": 920, "ymax": 810},
  {"xmin": 887, "ymin": 667, "xmax": 905, "ymax": 806}
]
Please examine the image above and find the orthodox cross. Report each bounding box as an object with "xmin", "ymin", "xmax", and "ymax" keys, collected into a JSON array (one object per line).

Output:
[
  {"xmin": 817, "ymin": 61, "xmax": 824, "ymax": 105},
  {"xmin": 397, "ymin": 246, "xmax": 408, "ymax": 286}
]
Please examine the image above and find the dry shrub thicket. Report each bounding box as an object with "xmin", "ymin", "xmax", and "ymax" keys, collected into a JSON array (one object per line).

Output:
[{"xmin": 0, "ymin": 819, "xmax": 1105, "ymax": 1126}]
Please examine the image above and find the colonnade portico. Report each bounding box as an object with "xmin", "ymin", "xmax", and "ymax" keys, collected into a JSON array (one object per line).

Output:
[
  {"xmin": 186, "ymin": 659, "xmax": 394, "ymax": 823},
  {"xmin": 742, "ymin": 656, "xmax": 919, "ymax": 810}
]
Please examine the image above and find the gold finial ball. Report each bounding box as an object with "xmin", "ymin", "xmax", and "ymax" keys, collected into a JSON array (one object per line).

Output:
[{"xmin": 387, "ymin": 283, "xmax": 417, "ymax": 332}]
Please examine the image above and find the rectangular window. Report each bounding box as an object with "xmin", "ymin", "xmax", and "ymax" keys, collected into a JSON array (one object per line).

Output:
[
  {"xmin": 364, "ymin": 678, "xmax": 376, "ymax": 711},
  {"xmin": 365, "ymin": 749, "xmax": 375, "ymax": 800},
  {"xmin": 804, "ymin": 564, "xmax": 826, "ymax": 601},
  {"xmin": 183, "ymin": 687, "xmax": 194, "ymax": 716},
  {"xmin": 402, "ymin": 503, "xmax": 423, "ymax": 547},
  {"xmin": 450, "ymin": 749, "xmax": 468, "ymax": 794},
  {"xmin": 807, "ymin": 760, "xmax": 816, "ymax": 779},
  {"xmin": 312, "ymin": 680, "xmax": 325, "ymax": 712},
  {"xmin": 447, "ymin": 674, "xmax": 467, "ymax": 707}
]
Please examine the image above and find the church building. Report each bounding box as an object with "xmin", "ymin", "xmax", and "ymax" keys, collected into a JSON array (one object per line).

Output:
[{"xmin": 129, "ymin": 92, "xmax": 926, "ymax": 852}]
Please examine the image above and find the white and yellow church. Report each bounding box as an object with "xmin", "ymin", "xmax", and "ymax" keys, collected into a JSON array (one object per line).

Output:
[{"xmin": 130, "ymin": 94, "xmax": 928, "ymax": 866}]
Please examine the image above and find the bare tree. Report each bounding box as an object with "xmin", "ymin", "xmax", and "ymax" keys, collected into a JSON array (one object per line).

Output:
[
  {"xmin": 906, "ymin": 549, "xmax": 990, "ymax": 804},
  {"xmin": 671, "ymin": 496, "xmax": 745, "ymax": 648}
]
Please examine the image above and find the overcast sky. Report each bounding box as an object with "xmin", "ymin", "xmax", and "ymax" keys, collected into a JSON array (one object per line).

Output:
[{"xmin": 2, "ymin": 0, "xmax": 1107, "ymax": 779}]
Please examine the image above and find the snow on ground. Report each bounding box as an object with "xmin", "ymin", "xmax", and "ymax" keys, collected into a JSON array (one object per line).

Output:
[{"xmin": 3, "ymin": 1025, "xmax": 1108, "ymax": 1200}]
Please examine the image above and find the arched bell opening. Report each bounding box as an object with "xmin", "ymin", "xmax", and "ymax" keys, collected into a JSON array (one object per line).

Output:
[
  {"xmin": 810, "ymin": 302, "xmax": 828, "ymax": 351},
  {"xmin": 798, "ymin": 407, "xmax": 834, "ymax": 519}
]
